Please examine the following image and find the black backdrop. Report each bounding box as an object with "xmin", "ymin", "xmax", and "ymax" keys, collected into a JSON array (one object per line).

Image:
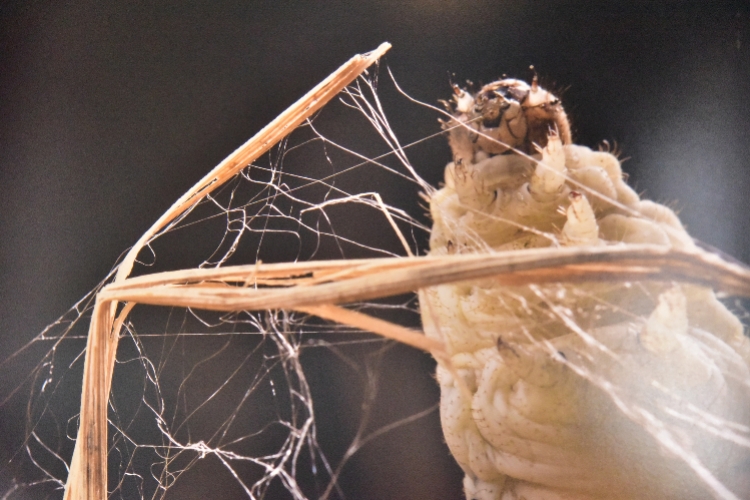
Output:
[{"xmin": 2, "ymin": 2, "xmax": 749, "ymax": 499}]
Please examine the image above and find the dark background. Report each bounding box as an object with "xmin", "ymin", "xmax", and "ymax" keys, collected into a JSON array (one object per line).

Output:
[{"xmin": 1, "ymin": 1, "xmax": 749, "ymax": 499}]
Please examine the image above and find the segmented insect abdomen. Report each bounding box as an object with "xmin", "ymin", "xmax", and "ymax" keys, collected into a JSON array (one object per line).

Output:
[{"xmin": 420, "ymin": 127, "xmax": 750, "ymax": 499}]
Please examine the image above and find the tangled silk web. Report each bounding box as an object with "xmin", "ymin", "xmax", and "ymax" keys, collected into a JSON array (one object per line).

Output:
[
  {"xmin": 3, "ymin": 62, "xmax": 444, "ymax": 500},
  {"xmin": 3, "ymin": 56, "xmax": 750, "ymax": 500}
]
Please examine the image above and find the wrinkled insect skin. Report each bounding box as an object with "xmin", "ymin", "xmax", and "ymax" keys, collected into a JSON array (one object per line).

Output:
[
  {"xmin": 445, "ymin": 76, "xmax": 572, "ymax": 166},
  {"xmin": 423, "ymin": 78, "xmax": 750, "ymax": 499}
]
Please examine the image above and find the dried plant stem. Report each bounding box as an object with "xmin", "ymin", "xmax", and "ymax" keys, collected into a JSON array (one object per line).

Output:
[
  {"xmin": 63, "ymin": 43, "xmax": 391, "ymax": 500},
  {"xmin": 100, "ymin": 244, "xmax": 750, "ymax": 311},
  {"xmin": 297, "ymin": 305, "xmax": 448, "ymax": 362}
]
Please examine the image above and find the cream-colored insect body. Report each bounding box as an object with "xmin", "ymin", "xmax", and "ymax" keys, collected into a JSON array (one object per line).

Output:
[{"xmin": 421, "ymin": 78, "xmax": 750, "ymax": 499}]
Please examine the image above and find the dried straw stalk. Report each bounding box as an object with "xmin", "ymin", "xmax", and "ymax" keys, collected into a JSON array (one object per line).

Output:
[
  {"xmin": 63, "ymin": 42, "xmax": 750, "ymax": 499},
  {"xmin": 63, "ymin": 42, "xmax": 392, "ymax": 500}
]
